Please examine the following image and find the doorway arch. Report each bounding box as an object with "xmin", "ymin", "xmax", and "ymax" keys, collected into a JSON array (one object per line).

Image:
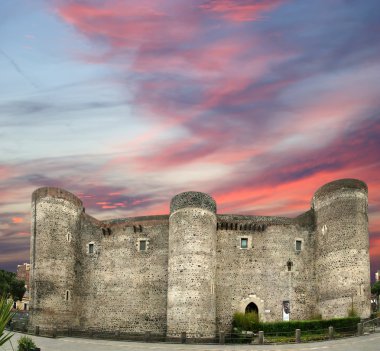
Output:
[
  {"xmin": 245, "ymin": 302, "xmax": 258, "ymax": 314},
  {"xmin": 238, "ymin": 294, "xmax": 266, "ymax": 322}
]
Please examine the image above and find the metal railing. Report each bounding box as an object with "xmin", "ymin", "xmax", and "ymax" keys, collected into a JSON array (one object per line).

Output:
[{"xmin": 363, "ymin": 317, "xmax": 380, "ymax": 334}]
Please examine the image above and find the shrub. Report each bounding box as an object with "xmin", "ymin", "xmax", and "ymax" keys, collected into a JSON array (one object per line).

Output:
[
  {"xmin": 232, "ymin": 311, "xmax": 259, "ymax": 330},
  {"xmin": 17, "ymin": 335, "xmax": 36, "ymax": 351},
  {"xmin": 347, "ymin": 307, "xmax": 358, "ymax": 317},
  {"xmin": 309, "ymin": 313, "xmax": 322, "ymax": 320},
  {"xmin": 231, "ymin": 313, "xmax": 360, "ymax": 334},
  {"xmin": 0, "ymin": 295, "xmax": 14, "ymax": 346}
]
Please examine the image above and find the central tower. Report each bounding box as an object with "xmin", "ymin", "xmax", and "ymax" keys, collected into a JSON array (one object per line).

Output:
[{"xmin": 166, "ymin": 192, "xmax": 217, "ymax": 338}]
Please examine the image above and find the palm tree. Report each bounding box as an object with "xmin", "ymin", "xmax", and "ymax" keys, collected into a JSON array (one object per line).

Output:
[{"xmin": 0, "ymin": 295, "xmax": 14, "ymax": 346}]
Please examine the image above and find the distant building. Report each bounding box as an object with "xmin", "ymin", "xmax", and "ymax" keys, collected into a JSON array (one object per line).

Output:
[
  {"xmin": 17, "ymin": 263, "xmax": 30, "ymax": 290},
  {"xmin": 15, "ymin": 263, "xmax": 30, "ymax": 311}
]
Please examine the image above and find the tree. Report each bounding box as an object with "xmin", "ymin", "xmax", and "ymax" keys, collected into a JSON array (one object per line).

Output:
[
  {"xmin": 0, "ymin": 270, "xmax": 26, "ymax": 302},
  {"xmin": 372, "ymin": 281, "xmax": 380, "ymax": 296},
  {"xmin": 10, "ymin": 280, "xmax": 26, "ymax": 302},
  {"xmin": 0, "ymin": 295, "xmax": 14, "ymax": 346},
  {"xmin": 372, "ymin": 281, "xmax": 380, "ymax": 312}
]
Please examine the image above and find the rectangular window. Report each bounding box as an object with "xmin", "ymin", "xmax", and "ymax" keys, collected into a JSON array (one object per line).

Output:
[
  {"xmin": 241, "ymin": 238, "xmax": 248, "ymax": 249},
  {"xmin": 89, "ymin": 243, "xmax": 94, "ymax": 254},
  {"xmin": 295, "ymin": 240, "xmax": 302, "ymax": 251},
  {"xmin": 139, "ymin": 240, "xmax": 147, "ymax": 251}
]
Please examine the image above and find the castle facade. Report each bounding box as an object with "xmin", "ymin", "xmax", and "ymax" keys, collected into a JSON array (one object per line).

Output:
[{"xmin": 29, "ymin": 179, "xmax": 371, "ymax": 337}]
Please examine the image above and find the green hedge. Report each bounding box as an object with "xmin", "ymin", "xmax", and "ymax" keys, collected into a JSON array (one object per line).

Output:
[{"xmin": 233, "ymin": 312, "xmax": 360, "ymax": 333}]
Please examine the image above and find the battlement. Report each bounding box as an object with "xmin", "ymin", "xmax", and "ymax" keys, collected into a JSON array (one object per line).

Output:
[
  {"xmin": 312, "ymin": 178, "xmax": 367, "ymax": 203},
  {"xmin": 32, "ymin": 187, "xmax": 83, "ymax": 208},
  {"xmin": 170, "ymin": 191, "xmax": 217, "ymax": 213}
]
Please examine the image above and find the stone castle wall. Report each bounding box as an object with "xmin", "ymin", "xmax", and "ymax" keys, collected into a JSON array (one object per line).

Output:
[
  {"xmin": 215, "ymin": 213, "xmax": 316, "ymax": 331},
  {"xmin": 29, "ymin": 179, "xmax": 371, "ymax": 337},
  {"xmin": 77, "ymin": 216, "xmax": 170, "ymax": 333}
]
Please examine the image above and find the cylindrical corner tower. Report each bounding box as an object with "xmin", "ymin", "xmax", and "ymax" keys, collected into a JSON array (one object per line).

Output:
[
  {"xmin": 30, "ymin": 187, "xmax": 83, "ymax": 332},
  {"xmin": 167, "ymin": 191, "xmax": 217, "ymax": 338},
  {"xmin": 312, "ymin": 179, "xmax": 371, "ymax": 319}
]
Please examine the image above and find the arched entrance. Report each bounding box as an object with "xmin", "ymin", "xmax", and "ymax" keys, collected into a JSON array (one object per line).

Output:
[
  {"xmin": 238, "ymin": 294, "xmax": 266, "ymax": 322},
  {"xmin": 245, "ymin": 302, "xmax": 258, "ymax": 314}
]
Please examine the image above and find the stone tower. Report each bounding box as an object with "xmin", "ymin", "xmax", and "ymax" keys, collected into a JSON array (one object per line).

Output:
[
  {"xmin": 166, "ymin": 192, "xmax": 217, "ymax": 338},
  {"xmin": 313, "ymin": 179, "xmax": 371, "ymax": 318},
  {"xmin": 29, "ymin": 187, "xmax": 83, "ymax": 331}
]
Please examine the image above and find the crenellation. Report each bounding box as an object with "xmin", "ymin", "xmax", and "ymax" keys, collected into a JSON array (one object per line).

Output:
[{"xmin": 29, "ymin": 179, "xmax": 371, "ymax": 338}]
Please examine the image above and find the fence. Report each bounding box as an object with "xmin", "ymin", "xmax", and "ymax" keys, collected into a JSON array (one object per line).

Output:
[
  {"xmin": 14, "ymin": 325, "xmax": 361, "ymax": 344},
  {"xmin": 363, "ymin": 317, "xmax": 380, "ymax": 334},
  {"xmin": 8, "ymin": 319, "xmax": 378, "ymax": 345}
]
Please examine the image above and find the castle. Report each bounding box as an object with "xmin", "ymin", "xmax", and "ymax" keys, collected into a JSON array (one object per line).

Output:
[{"xmin": 29, "ymin": 179, "xmax": 371, "ymax": 338}]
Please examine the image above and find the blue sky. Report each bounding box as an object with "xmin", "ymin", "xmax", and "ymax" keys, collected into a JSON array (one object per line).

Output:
[{"xmin": 0, "ymin": 0, "xmax": 380, "ymax": 278}]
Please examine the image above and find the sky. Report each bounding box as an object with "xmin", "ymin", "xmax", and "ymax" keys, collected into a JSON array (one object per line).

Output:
[{"xmin": 0, "ymin": 0, "xmax": 379, "ymax": 280}]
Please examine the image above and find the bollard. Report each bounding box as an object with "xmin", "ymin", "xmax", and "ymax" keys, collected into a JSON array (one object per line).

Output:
[
  {"xmin": 258, "ymin": 331, "xmax": 264, "ymax": 344},
  {"xmin": 52, "ymin": 327, "xmax": 57, "ymax": 338},
  {"xmin": 35, "ymin": 325, "xmax": 40, "ymax": 336},
  {"xmin": 67, "ymin": 327, "xmax": 72, "ymax": 337},
  {"xmin": 144, "ymin": 331, "xmax": 151, "ymax": 342},
  {"xmin": 219, "ymin": 331, "xmax": 225, "ymax": 344},
  {"xmin": 357, "ymin": 322, "xmax": 363, "ymax": 336},
  {"xmin": 328, "ymin": 326, "xmax": 334, "ymax": 340},
  {"xmin": 115, "ymin": 329, "xmax": 120, "ymax": 339},
  {"xmin": 180, "ymin": 332, "xmax": 186, "ymax": 344},
  {"xmin": 295, "ymin": 329, "xmax": 301, "ymax": 343}
]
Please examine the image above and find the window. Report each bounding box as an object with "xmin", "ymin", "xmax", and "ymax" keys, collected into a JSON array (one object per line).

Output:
[
  {"xmin": 241, "ymin": 238, "xmax": 248, "ymax": 249},
  {"xmin": 88, "ymin": 243, "xmax": 94, "ymax": 254},
  {"xmin": 287, "ymin": 260, "xmax": 293, "ymax": 271},
  {"xmin": 295, "ymin": 240, "xmax": 302, "ymax": 251},
  {"xmin": 139, "ymin": 240, "xmax": 147, "ymax": 251},
  {"xmin": 65, "ymin": 290, "xmax": 70, "ymax": 301}
]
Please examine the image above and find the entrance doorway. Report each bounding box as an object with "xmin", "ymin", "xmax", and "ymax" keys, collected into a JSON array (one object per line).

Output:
[{"xmin": 245, "ymin": 302, "xmax": 258, "ymax": 314}]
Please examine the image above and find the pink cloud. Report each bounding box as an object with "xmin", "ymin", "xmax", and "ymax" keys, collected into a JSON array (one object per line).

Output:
[
  {"xmin": 131, "ymin": 138, "xmax": 220, "ymax": 172},
  {"xmin": 114, "ymin": 202, "xmax": 126, "ymax": 207},
  {"xmin": 56, "ymin": 0, "xmax": 199, "ymax": 52},
  {"xmin": 0, "ymin": 165, "xmax": 14, "ymax": 181},
  {"xmin": 12, "ymin": 217, "xmax": 24, "ymax": 224},
  {"xmin": 200, "ymin": 0, "xmax": 285, "ymax": 22},
  {"xmin": 15, "ymin": 232, "xmax": 30, "ymax": 238},
  {"xmin": 370, "ymin": 236, "xmax": 380, "ymax": 258}
]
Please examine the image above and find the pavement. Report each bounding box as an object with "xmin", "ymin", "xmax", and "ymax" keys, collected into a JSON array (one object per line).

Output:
[{"xmin": 1, "ymin": 332, "xmax": 380, "ymax": 351}]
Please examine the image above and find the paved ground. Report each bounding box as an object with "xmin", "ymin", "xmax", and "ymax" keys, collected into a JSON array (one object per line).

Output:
[{"xmin": 1, "ymin": 332, "xmax": 379, "ymax": 351}]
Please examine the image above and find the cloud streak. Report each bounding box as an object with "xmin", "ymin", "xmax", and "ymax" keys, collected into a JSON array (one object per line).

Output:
[{"xmin": 0, "ymin": 0, "xmax": 379, "ymax": 281}]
